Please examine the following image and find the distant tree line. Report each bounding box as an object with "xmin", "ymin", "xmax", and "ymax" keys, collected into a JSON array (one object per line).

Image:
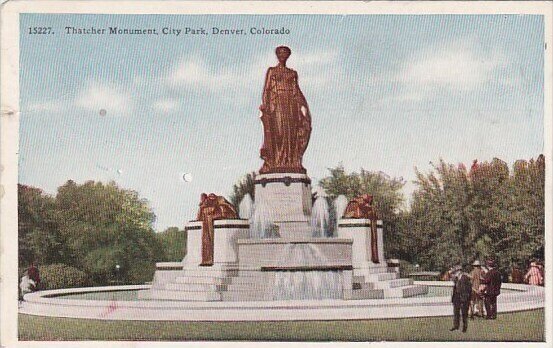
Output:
[{"xmin": 18, "ymin": 180, "xmax": 186, "ymax": 289}]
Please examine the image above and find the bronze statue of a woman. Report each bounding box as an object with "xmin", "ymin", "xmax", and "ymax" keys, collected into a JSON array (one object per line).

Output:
[{"xmin": 259, "ymin": 46, "xmax": 312, "ymax": 174}]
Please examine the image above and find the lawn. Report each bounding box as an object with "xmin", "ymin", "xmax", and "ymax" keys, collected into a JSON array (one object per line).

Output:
[{"xmin": 19, "ymin": 309, "xmax": 544, "ymax": 341}]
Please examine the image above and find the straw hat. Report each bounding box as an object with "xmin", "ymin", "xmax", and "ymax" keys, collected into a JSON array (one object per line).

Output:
[{"xmin": 451, "ymin": 264, "xmax": 462, "ymax": 273}]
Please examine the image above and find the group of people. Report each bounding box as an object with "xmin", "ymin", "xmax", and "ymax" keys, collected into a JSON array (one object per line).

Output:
[{"xmin": 449, "ymin": 260, "xmax": 502, "ymax": 333}]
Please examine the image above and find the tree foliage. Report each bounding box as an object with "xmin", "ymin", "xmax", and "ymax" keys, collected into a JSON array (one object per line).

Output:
[
  {"xmin": 18, "ymin": 185, "xmax": 70, "ymax": 267},
  {"xmin": 18, "ymin": 180, "xmax": 166, "ymax": 285},
  {"xmin": 38, "ymin": 263, "xmax": 91, "ymax": 290},
  {"xmin": 156, "ymin": 227, "xmax": 187, "ymax": 262},
  {"xmin": 408, "ymin": 156, "xmax": 545, "ymax": 273},
  {"xmin": 229, "ymin": 172, "xmax": 256, "ymax": 214},
  {"xmin": 319, "ymin": 164, "xmax": 406, "ymax": 255}
]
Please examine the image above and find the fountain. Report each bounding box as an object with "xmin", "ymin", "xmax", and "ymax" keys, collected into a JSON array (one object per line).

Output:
[
  {"xmin": 138, "ymin": 46, "xmax": 427, "ymax": 302},
  {"xmin": 20, "ymin": 46, "xmax": 545, "ymax": 323},
  {"xmin": 238, "ymin": 194, "xmax": 254, "ymax": 220},
  {"xmin": 272, "ymin": 244, "xmax": 344, "ymax": 300},
  {"xmin": 334, "ymin": 195, "xmax": 349, "ymax": 220},
  {"xmin": 249, "ymin": 195, "xmax": 277, "ymax": 238},
  {"xmin": 311, "ymin": 196, "xmax": 330, "ymax": 237}
]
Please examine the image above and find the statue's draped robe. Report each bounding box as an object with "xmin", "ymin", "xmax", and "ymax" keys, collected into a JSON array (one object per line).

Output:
[
  {"xmin": 343, "ymin": 196, "xmax": 380, "ymax": 263},
  {"xmin": 260, "ymin": 65, "xmax": 311, "ymax": 174},
  {"xmin": 197, "ymin": 195, "xmax": 238, "ymax": 266}
]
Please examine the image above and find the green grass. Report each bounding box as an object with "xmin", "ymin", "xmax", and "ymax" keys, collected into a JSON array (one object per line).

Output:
[{"xmin": 19, "ymin": 309, "xmax": 544, "ymax": 341}]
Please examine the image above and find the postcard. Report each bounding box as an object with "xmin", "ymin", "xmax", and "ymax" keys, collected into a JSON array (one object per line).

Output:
[{"xmin": 1, "ymin": 1, "xmax": 551, "ymax": 347}]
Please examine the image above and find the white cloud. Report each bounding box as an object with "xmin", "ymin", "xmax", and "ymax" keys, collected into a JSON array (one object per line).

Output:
[
  {"xmin": 153, "ymin": 98, "xmax": 180, "ymax": 112},
  {"xmin": 389, "ymin": 39, "xmax": 505, "ymax": 101},
  {"xmin": 166, "ymin": 49, "xmax": 341, "ymax": 95},
  {"xmin": 25, "ymin": 99, "xmax": 65, "ymax": 113},
  {"xmin": 75, "ymin": 81, "xmax": 133, "ymax": 116},
  {"xmin": 167, "ymin": 57, "xmax": 236, "ymax": 92}
]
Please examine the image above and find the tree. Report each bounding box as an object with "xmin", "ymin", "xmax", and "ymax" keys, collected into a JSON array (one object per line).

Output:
[
  {"xmin": 229, "ymin": 172, "xmax": 256, "ymax": 215},
  {"xmin": 156, "ymin": 227, "xmax": 187, "ymax": 262},
  {"xmin": 54, "ymin": 180, "xmax": 164, "ymax": 285},
  {"xmin": 408, "ymin": 160, "xmax": 474, "ymax": 271},
  {"xmin": 18, "ymin": 184, "xmax": 70, "ymax": 268},
  {"xmin": 318, "ymin": 164, "xmax": 406, "ymax": 256},
  {"xmin": 407, "ymin": 156, "xmax": 545, "ymax": 274}
]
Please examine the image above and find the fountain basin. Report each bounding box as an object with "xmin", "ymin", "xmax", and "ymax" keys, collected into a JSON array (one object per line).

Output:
[{"xmin": 20, "ymin": 282, "xmax": 544, "ymax": 321}]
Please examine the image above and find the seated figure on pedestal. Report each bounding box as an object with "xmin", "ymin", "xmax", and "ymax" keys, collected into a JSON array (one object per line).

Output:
[
  {"xmin": 196, "ymin": 193, "xmax": 238, "ymax": 266},
  {"xmin": 343, "ymin": 194, "xmax": 380, "ymax": 263}
]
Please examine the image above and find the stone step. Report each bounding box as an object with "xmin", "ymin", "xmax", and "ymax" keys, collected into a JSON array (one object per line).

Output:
[
  {"xmin": 352, "ymin": 282, "xmax": 375, "ymax": 290},
  {"xmin": 228, "ymin": 276, "xmax": 267, "ymax": 285},
  {"xmin": 166, "ymin": 283, "xmax": 226, "ymax": 292},
  {"xmin": 221, "ymin": 290, "xmax": 269, "ymax": 302},
  {"xmin": 383, "ymin": 285, "xmax": 428, "ymax": 298},
  {"xmin": 402, "ymin": 284, "xmax": 428, "ymax": 298},
  {"xmin": 372, "ymin": 278, "xmax": 413, "ymax": 289},
  {"xmin": 366, "ymin": 265, "xmax": 390, "ymax": 274},
  {"xmin": 235, "ymin": 271, "xmax": 267, "ymax": 278},
  {"xmin": 174, "ymin": 276, "xmax": 230, "ymax": 285},
  {"xmin": 350, "ymin": 288, "xmax": 384, "ymax": 300},
  {"xmin": 143, "ymin": 289, "xmax": 221, "ymax": 301},
  {"xmin": 225, "ymin": 283, "xmax": 268, "ymax": 292},
  {"xmin": 365, "ymin": 272, "xmax": 398, "ymax": 282},
  {"xmin": 183, "ymin": 269, "xmax": 238, "ymax": 278}
]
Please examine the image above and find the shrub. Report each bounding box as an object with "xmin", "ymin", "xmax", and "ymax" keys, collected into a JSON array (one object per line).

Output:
[
  {"xmin": 38, "ymin": 263, "xmax": 91, "ymax": 290},
  {"xmin": 126, "ymin": 260, "xmax": 156, "ymax": 285},
  {"xmin": 398, "ymin": 259, "xmax": 418, "ymax": 278}
]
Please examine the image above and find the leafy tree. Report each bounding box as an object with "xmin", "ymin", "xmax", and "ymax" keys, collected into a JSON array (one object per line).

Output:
[
  {"xmin": 318, "ymin": 164, "xmax": 406, "ymax": 256},
  {"xmin": 18, "ymin": 184, "xmax": 70, "ymax": 268},
  {"xmin": 408, "ymin": 156, "xmax": 545, "ymax": 274},
  {"xmin": 54, "ymin": 180, "xmax": 163, "ymax": 285},
  {"xmin": 229, "ymin": 172, "xmax": 256, "ymax": 214},
  {"xmin": 156, "ymin": 227, "xmax": 187, "ymax": 262}
]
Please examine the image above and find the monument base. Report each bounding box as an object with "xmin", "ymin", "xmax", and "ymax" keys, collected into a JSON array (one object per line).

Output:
[
  {"xmin": 254, "ymin": 173, "xmax": 312, "ymax": 238},
  {"xmin": 140, "ymin": 219, "xmax": 249, "ymax": 301}
]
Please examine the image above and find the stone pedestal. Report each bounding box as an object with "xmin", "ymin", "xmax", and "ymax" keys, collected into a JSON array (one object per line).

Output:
[
  {"xmin": 184, "ymin": 219, "xmax": 250, "ymax": 272},
  {"xmin": 254, "ymin": 173, "xmax": 312, "ymax": 238},
  {"xmin": 337, "ymin": 218, "xmax": 386, "ymax": 278}
]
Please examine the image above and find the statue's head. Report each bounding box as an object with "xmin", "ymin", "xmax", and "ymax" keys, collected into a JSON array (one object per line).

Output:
[{"xmin": 275, "ymin": 46, "xmax": 291, "ymax": 64}]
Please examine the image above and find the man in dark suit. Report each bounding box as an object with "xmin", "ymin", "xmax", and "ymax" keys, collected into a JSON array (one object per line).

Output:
[
  {"xmin": 450, "ymin": 264, "xmax": 472, "ymax": 332},
  {"xmin": 481, "ymin": 259, "xmax": 502, "ymax": 319}
]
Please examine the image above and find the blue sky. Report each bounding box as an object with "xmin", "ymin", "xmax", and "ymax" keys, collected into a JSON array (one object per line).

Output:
[{"xmin": 19, "ymin": 14, "xmax": 544, "ymax": 230}]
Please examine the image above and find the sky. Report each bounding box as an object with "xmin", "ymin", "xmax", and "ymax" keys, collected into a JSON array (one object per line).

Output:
[{"xmin": 19, "ymin": 14, "xmax": 544, "ymax": 231}]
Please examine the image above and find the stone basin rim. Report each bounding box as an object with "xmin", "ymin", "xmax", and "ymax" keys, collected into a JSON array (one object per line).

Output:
[
  {"xmin": 237, "ymin": 237, "xmax": 353, "ymax": 245},
  {"xmin": 261, "ymin": 265, "xmax": 353, "ymax": 271}
]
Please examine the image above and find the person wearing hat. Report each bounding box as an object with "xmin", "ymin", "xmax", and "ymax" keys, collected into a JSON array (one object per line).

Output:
[
  {"xmin": 450, "ymin": 264, "xmax": 472, "ymax": 332},
  {"xmin": 469, "ymin": 260, "xmax": 485, "ymax": 319},
  {"xmin": 524, "ymin": 261, "xmax": 544, "ymax": 286},
  {"xmin": 481, "ymin": 259, "xmax": 502, "ymax": 319}
]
